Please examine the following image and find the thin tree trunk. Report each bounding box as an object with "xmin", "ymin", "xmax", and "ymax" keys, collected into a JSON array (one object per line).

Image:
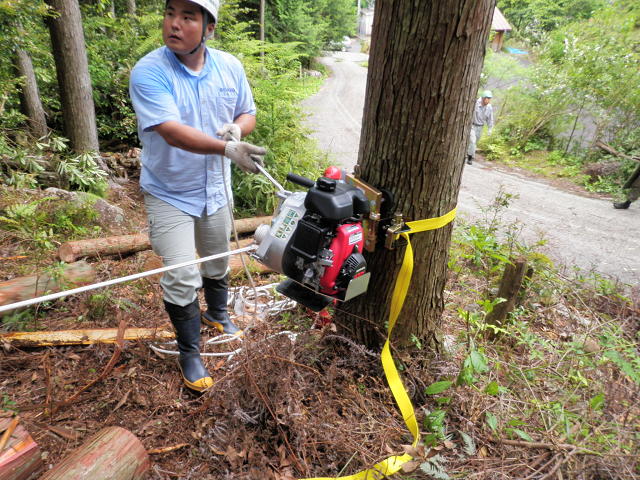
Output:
[
  {"xmin": 341, "ymin": 0, "xmax": 496, "ymax": 348},
  {"xmin": 564, "ymin": 100, "xmax": 585, "ymax": 156},
  {"xmin": 126, "ymin": 0, "xmax": 136, "ymax": 16},
  {"xmin": 260, "ymin": 0, "xmax": 265, "ymax": 59},
  {"xmin": 45, "ymin": 0, "xmax": 100, "ymax": 154},
  {"xmin": 14, "ymin": 48, "xmax": 48, "ymax": 139}
]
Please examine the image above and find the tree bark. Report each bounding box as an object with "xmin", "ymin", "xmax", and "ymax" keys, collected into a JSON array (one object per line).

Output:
[
  {"xmin": 14, "ymin": 48, "xmax": 48, "ymax": 139},
  {"xmin": 341, "ymin": 0, "xmax": 496, "ymax": 348},
  {"xmin": 0, "ymin": 261, "xmax": 96, "ymax": 316},
  {"xmin": 45, "ymin": 0, "xmax": 100, "ymax": 154},
  {"xmin": 126, "ymin": 0, "xmax": 136, "ymax": 16},
  {"xmin": 57, "ymin": 216, "xmax": 272, "ymax": 262},
  {"xmin": 0, "ymin": 417, "xmax": 43, "ymax": 480},
  {"xmin": 485, "ymin": 257, "xmax": 527, "ymax": 331},
  {"xmin": 40, "ymin": 427, "xmax": 150, "ymax": 480}
]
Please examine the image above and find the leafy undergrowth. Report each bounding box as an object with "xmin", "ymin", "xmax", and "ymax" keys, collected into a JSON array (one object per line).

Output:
[
  {"xmin": 0, "ymin": 183, "xmax": 638, "ymax": 479},
  {"xmin": 477, "ymin": 136, "xmax": 632, "ymax": 199}
]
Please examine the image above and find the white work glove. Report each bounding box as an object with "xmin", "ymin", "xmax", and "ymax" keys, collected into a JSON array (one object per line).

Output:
[
  {"xmin": 224, "ymin": 141, "xmax": 266, "ymax": 174},
  {"xmin": 216, "ymin": 123, "xmax": 242, "ymax": 142}
]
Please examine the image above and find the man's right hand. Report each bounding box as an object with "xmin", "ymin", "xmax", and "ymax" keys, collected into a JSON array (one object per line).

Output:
[{"xmin": 224, "ymin": 141, "xmax": 266, "ymax": 174}]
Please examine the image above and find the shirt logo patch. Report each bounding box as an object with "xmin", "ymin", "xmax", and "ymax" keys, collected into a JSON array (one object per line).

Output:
[{"xmin": 219, "ymin": 87, "xmax": 237, "ymax": 95}]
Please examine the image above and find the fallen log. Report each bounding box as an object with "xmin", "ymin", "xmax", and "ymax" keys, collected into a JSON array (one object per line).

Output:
[
  {"xmin": 0, "ymin": 261, "xmax": 96, "ymax": 316},
  {"xmin": 0, "ymin": 416, "xmax": 43, "ymax": 480},
  {"xmin": 40, "ymin": 426, "xmax": 150, "ymax": 480},
  {"xmin": 58, "ymin": 233, "xmax": 150, "ymax": 263},
  {"xmin": 0, "ymin": 327, "xmax": 174, "ymax": 348},
  {"xmin": 232, "ymin": 215, "xmax": 272, "ymax": 235},
  {"xmin": 57, "ymin": 216, "xmax": 272, "ymax": 263},
  {"xmin": 142, "ymin": 237, "xmax": 271, "ymax": 283},
  {"xmin": 595, "ymin": 141, "xmax": 640, "ymax": 163}
]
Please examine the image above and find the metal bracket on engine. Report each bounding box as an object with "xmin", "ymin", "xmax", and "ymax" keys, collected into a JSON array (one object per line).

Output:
[
  {"xmin": 345, "ymin": 174, "xmax": 382, "ymax": 252},
  {"xmin": 345, "ymin": 174, "xmax": 407, "ymax": 251}
]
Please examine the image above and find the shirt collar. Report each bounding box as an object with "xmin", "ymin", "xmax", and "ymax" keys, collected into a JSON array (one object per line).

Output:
[{"xmin": 164, "ymin": 46, "xmax": 212, "ymax": 77}]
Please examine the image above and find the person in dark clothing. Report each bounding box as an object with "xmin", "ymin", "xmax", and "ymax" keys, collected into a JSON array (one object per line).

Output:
[{"xmin": 613, "ymin": 163, "xmax": 640, "ymax": 209}]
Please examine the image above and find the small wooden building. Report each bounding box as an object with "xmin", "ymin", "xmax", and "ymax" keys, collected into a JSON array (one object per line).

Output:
[{"xmin": 491, "ymin": 7, "xmax": 512, "ymax": 52}]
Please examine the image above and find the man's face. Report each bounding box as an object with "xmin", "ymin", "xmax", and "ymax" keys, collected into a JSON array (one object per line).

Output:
[
  {"xmin": 482, "ymin": 97, "xmax": 492, "ymax": 106},
  {"xmin": 163, "ymin": 0, "xmax": 213, "ymax": 55}
]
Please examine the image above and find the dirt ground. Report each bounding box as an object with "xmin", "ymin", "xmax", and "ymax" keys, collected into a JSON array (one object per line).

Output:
[{"xmin": 1, "ymin": 174, "xmax": 639, "ymax": 479}]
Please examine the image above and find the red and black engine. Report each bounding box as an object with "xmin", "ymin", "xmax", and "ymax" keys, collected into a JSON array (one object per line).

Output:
[{"xmin": 253, "ymin": 172, "xmax": 371, "ymax": 311}]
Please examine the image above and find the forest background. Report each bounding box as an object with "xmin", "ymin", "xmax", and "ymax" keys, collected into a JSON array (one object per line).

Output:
[{"xmin": 0, "ymin": 0, "xmax": 638, "ymax": 207}]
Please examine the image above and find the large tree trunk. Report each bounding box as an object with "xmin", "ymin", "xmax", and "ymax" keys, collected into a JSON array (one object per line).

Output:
[
  {"xmin": 45, "ymin": 0, "xmax": 100, "ymax": 154},
  {"xmin": 14, "ymin": 48, "xmax": 48, "ymax": 139},
  {"xmin": 341, "ymin": 0, "xmax": 495, "ymax": 348}
]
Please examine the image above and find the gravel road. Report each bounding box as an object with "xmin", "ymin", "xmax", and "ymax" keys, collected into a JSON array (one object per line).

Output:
[{"xmin": 302, "ymin": 50, "xmax": 639, "ymax": 286}]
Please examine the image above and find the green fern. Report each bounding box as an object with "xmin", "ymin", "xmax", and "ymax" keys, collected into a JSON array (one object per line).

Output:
[
  {"xmin": 460, "ymin": 431, "xmax": 477, "ymax": 456},
  {"xmin": 420, "ymin": 454, "xmax": 450, "ymax": 480}
]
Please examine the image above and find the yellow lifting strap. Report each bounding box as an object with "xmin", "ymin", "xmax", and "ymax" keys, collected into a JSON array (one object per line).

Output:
[{"xmin": 303, "ymin": 207, "xmax": 457, "ymax": 480}]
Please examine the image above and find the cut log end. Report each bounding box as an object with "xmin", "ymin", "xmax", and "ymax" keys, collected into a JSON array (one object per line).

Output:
[{"xmin": 40, "ymin": 426, "xmax": 150, "ymax": 480}]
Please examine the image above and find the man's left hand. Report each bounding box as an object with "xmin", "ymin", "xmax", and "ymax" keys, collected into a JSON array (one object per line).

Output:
[{"xmin": 217, "ymin": 123, "xmax": 242, "ymax": 142}]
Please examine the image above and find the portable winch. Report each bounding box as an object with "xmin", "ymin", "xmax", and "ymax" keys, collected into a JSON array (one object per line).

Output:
[{"xmin": 252, "ymin": 165, "xmax": 399, "ymax": 311}]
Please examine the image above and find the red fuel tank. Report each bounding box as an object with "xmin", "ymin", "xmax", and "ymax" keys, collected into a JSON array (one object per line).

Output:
[{"xmin": 319, "ymin": 222, "xmax": 365, "ymax": 294}]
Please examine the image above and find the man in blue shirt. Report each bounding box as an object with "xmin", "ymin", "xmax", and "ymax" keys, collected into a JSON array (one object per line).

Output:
[{"xmin": 130, "ymin": 0, "xmax": 265, "ymax": 392}]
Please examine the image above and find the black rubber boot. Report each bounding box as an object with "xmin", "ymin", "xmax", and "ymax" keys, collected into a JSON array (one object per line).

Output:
[
  {"xmin": 613, "ymin": 200, "xmax": 631, "ymax": 209},
  {"xmin": 466, "ymin": 155, "xmax": 473, "ymax": 165},
  {"xmin": 201, "ymin": 275, "xmax": 242, "ymax": 336},
  {"xmin": 164, "ymin": 299, "xmax": 213, "ymax": 392}
]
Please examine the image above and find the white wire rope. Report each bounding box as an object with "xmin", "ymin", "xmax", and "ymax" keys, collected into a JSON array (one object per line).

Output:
[{"xmin": 0, "ymin": 245, "xmax": 258, "ymax": 314}]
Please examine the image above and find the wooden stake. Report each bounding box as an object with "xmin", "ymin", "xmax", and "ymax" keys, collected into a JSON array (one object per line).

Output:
[
  {"xmin": 485, "ymin": 257, "xmax": 528, "ymax": 334},
  {"xmin": 0, "ymin": 417, "xmax": 19, "ymax": 453}
]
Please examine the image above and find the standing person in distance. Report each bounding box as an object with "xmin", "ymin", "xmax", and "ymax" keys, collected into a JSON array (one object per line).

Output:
[
  {"xmin": 129, "ymin": 0, "xmax": 265, "ymax": 392},
  {"xmin": 466, "ymin": 90, "xmax": 494, "ymax": 165}
]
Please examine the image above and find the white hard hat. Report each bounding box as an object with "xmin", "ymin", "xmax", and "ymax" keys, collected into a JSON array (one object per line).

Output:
[{"xmin": 176, "ymin": 0, "xmax": 219, "ymax": 22}]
